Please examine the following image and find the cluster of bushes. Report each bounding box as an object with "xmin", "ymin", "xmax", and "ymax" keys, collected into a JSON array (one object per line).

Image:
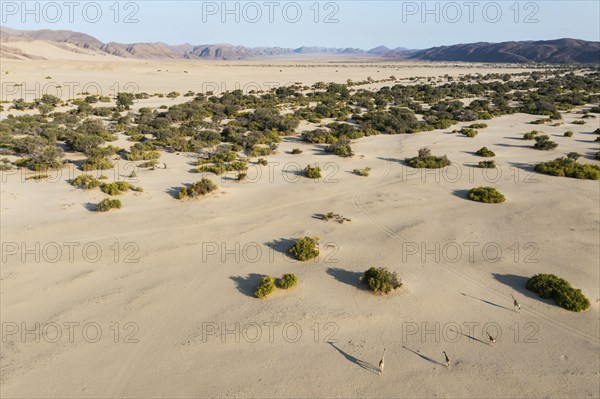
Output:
[
  {"xmin": 101, "ymin": 181, "xmax": 131, "ymax": 195},
  {"xmin": 476, "ymin": 147, "xmax": 495, "ymax": 157},
  {"xmin": 127, "ymin": 143, "xmax": 161, "ymax": 161},
  {"xmin": 467, "ymin": 186, "xmax": 506, "ymax": 203},
  {"xmin": 526, "ymin": 274, "xmax": 590, "ymax": 312},
  {"xmin": 255, "ymin": 273, "xmax": 298, "ymax": 298},
  {"xmin": 523, "ymin": 130, "xmax": 542, "ymax": 140},
  {"xmin": 71, "ymin": 175, "xmax": 101, "ymax": 189},
  {"xmin": 196, "ymin": 150, "xmax": 247, "ymax": 175},
  {"xmin": 96, "ymin": 198, "xmax": 122, "ymax": 212},
  {"xmin": 534, "ymin": 158, "xmax": 600, "ymax": 180},
  {"xmin": 364, "ymin": 267, "xmax": 401, "ymax": 294},
  {"xmin": 406, "ymin": 148, "xmax": 451, "ymax": 169},
  {"xmin": 325, "ymin": 140, "xmax": 353, "ymax": 157},
  {"xmin": 533, "ymin": 135, "xmax": 558, "ymax": 150},
  {"xmin": 178, "ymin": 178, "xmax": 217, "ymax": 199},
  {"xmin": 304, "ymin": 164, "xmax": 322, "ymax": 179},
  {"xmin": 459, "ymin": 128, "xmax": 478, "ymax": 137},
  {"xmin": 289, "ymin": 236, "xmax": 319, "ymax": 261}
]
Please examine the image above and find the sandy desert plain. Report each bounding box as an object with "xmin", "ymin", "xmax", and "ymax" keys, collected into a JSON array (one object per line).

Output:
[{"xmin": 0, "ymin": 53, "xmax": 599, "ymax": 399}]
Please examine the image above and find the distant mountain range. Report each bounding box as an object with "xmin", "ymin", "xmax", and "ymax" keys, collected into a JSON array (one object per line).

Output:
[{"xmin": 1, "ymin": 27, "xmax": 598, "ymax": 64}]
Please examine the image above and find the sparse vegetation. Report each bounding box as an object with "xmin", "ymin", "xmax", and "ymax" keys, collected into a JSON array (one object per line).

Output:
[
  {"xmin": 96, "ymin": 198, "xmax": 122, "ymax": 212},
  {"xmin": 289, "ymin": 236, "xmax": 320, "ymax": 261},
  {"xmin": 406, "ymin": 148, "xmax": 451, "ymax": 169},
  {"xmin": 255, "ymin": 276, "xmax": 276, "ymax": 299},
  {"xmin": 478, "ymin": 160, "xmax": 496, "ymax": 168},
  {"xmin": 71, "ymin": 175, "xmax": 101, "ymax": 189},
  {"xmin": 278, "ymin": 273, "xmax": 298, "ymax": 290},
  {"xmin": 533, "ymin": 135, "xmax": 558, "ymax": 150},
  {"xmin": 178, "ymin": 178, "xmax": 217, "ymax": 199},
  {"xmin": 526, "ymin": 274, "xmax": 590, "ymax": 312},
  {"xmin": 467, "ymin": 186, "xmax": 506, "ymax": 203},
  {"xmin": 353, "ymin": 167, "xmax": 371, "ymax": 176},
  {"xmin": 364, "ymin": 267, "xmax": 401, "ymax": 294},
  {"xmin": 304, "ymin": 164, "xmax": 322, "ymax": 179},
  {"xmin": 476, "ymin": 147, "xmax": 495, "ymax": 157},
  {"xmin": 534, "ymin": 157, "xmax": 600, "ymax": 180}
]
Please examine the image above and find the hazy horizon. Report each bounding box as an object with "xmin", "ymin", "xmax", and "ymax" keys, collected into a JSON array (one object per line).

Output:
[{"xmin": 2, "ymin": 1, "xmax": 599, "ymax": 48}]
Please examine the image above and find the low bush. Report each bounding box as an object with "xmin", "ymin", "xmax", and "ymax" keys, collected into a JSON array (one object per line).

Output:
[
  {"xmin": 523, "ymin": 131, "xmax": 542, "ymax": 140},
  {"xmin": 467, "ymin": 186, "xmax": 506, "ymax": 203},
  {"xmin": 96, "ymin": 198, "xmax": 122, "ymax": 212},
  {"xmin": 278, "ymin": 274, "xmax": 298, "ymax": 290},
  {"xmin": 255, "ymin": 276, "xmax": 276, "ymax": 299},
  {"xmin": 572, "ymin": 120, "xmax": 586, "ymax": 125},
  {"xmin": 353, "ymin": 167, "xmax": 371, "ymax": 177},
  {"xmin": 530, "ymin": 118, "xmax": 551, "ymax": 125},
  {"xmin": 564, "ymin": 131, "xmax": 574, "ymax": 137},
  {"xmin": 460, "ymin": 128, "xmax": 478, "ymax": 137},
  {"xmin": 406, "ymin": 148, "xmax": 451, "ymax": 169},
  {"xmin": 325, "ymin": 140, "xmax": 353, "ymax": 157},
  {"xmin": 101, "ymin": 181, "xmax": 130, "ymax": 195},
  {"xmin": 533, "ymin": 135, "xmax": 558, "ymax": 150},
  {"xmin": 305, "ymin": 164, "xmax": 322, "ymax": 179},
  {"xmin": 476, "ymin": 147, "xmax": 495, "ymax": 157},
  {"xmin": 534, "ymin": 158, "xmax": 600, "ymax": 180},
  {"xmin": 478, "ymin": 160, "xmax": 496, "ymax": 168},
  {"xmin": 82, "ymin": 157, "xmax": 113, "ymax": 171},
  {"xmin": 289, "ymin": 236, "xmax": 319, "ymax": 261},
  {"xmin": 526, "ymin": 274, "xmax": 590, "ymax": 312},
  {"xmin": 469, "ymin": 123, "xmax": 488, "ymax": 129},
  {"xmin": 291, "ymin": 148, "xmax": 303, "ymax": 154},
  {"xmin": 178, "ymin": 178, "xmax": 217, "ymax": 199},
  {"xmin": 249, "ymin": 146, "xmax": 272, "ymax": 157},
  {"xmin": 257, "ymin": 158, "xmax": 268, "ymax": 166},
  {"xmin": 364, "ymin": 267, "xmax": 401, "ymax": 294},
  {"xmin": 71, "ymin": 175, "xmax": 101, "ymax": 189}
]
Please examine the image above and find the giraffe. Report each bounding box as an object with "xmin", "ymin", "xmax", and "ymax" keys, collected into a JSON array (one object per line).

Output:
[
  {"xmin": 378, "ymin": 348, "xmax": 386, "ymax": 375},
  {"xmin": 443, "ymin": 351, "xmax": 450, "ymax": 368},
  {"xmin": 511, "ymin": 294, "xmax": 521, "ymax": 312}
]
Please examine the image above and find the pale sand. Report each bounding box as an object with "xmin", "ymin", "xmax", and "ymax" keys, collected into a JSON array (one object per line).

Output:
[{"xmin": 1, "ymin": 57, "xmax": 599, "ymax": 398}]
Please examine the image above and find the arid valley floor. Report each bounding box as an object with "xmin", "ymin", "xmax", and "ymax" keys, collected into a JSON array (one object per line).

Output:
[{"xmin": 1, "ymin": 55, "xmax": 599, "ymax": 398}]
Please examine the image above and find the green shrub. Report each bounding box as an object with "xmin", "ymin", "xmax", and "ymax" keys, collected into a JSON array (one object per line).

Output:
[
  {"xmin": 82, "ymin": 157, "xmax": 113, "ymax": 171},
  {"xmin": 197, "ymin": 164, "xmax": 226, "ymax": 175},
  {"xmin": 530, "ymin": 118, "xmax": 551, "ymax": 125},
  {"xmin": 249, "ymin": 146, "xmax": 272, "ymax": 157},
  {"xmin": 364, "ymin": 267, "xmax": 401, "ymax": 294},
  {"xmin": 96, "ymin": 198, "xmax": 122, "ymax": 212},
  {"xmin": 526, "ymin": 274, "xmax": 590, "ymax": 312},
  {"xmin": 460, "ymin": 128, "xmax": 478, "ymax": 137},
  {"xmin": 291, "ymin": 148, "xmax": 303, "ymax": 154},
  {"xmin": 325, "ymin": 140, "xmax": 353, "ymax": 157},
  {"xmin": 72, "ymin": 175, "xmax": 101, "ymax": 189},
  {"xmin": 289, "ymin": 236, "xmax": 319, "ymax": 261},
  {"xmin": 564, "ymin": 131, "xmax": 574, "ymax": 137},
  {"xmin": 278, "ymin": 274, "xmax": 298, "ymax": 289},
  {"xmin": 596, "ymin": 152, "xmax": 600, "ymax": 160},
  {"xmin": 178, "ymin": 178, "xmax": 217, "ymax": 199},
  {"xmin": 257, "ymin": 158, "xmax": 268, "ymax": 166},
  {"xmin": 255, "ymin": 276, "xmax": 276, "ymax": 299},
  {"xmin": 476, "ymin": 147, "xmax": 495, "ymax": 157},
  {"xmin": 406, "ymin": 148, "xmax": 451, "ymax": 169},
  {"xmin": 305, "ymin": 164, "xmax": 322, "ymax": 179},
  {"xmin": 478, "ymin": 160, "xmax": 496, "ymax": 169},
  {"xmin": 572, "ymin": 120, "xmax": 586, "ymax": 125},
  {"xmin": 27, "ymin": 174, "xmax": 49, "ymax": 181},
  {"xmin": 533, "ymin": 135, "xmax": 558, "ymax": 150},
  {"xmin": 534, "ymin": 158, "xmax": 600, "ymax": 180},
  {"xmin": 101, "ymin": 181, "xmax": 130, "ymax": 195},
  {"xmin": 353, "ymin": 167, "xmax": 371, "ymax": 177},
  {"xmin": 523, "ymin": 130, "xmax": 542, "ymax": 140},
  {"xmin": 467, "ymin": 187, "xmax": 506, "ymax": 203},
  {"xmin": 469, "ymin": 123, "xmax": 488, "ymax": 129}
]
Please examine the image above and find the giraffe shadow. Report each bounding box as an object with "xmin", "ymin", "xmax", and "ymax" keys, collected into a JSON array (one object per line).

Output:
[
  {"xmin": 328, "ymin": 342, "xmax": 380, "ymax": 375},
  {"xmin": 460, "ymin": 292, "xmax": 513, "ymax": 312},
  {"xmin": 402, "ymin": 346, "xmax": 445, "ymax": 367}
]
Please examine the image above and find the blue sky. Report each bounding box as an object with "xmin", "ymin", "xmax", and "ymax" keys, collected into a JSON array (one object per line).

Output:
[{"xmin": 2, "ymin": 1, "xmax": 599, "ymax": 49}]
